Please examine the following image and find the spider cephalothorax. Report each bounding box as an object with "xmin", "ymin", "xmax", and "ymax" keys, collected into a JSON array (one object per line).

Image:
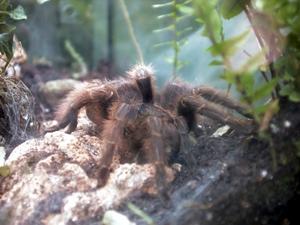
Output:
[{"xmin": 45, "ymin": 64, "xmax": 255, "ymax": 198}]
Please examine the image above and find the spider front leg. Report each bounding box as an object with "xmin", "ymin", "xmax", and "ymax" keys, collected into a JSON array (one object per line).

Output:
[
  {"xmin": 179, "ymin": 95, "xmax": 256, "ymax": 133},
  {"xmin": 97, "ymin": 119, "xmax": 128, "ymax": 187},
  {"xmin": 44, "ymin": 85, "xmax": 114, "ymax": 134},
  {"xmin": 193, "ymin": 86, "xmax": 251, "ymax": 117},
  {"xmin": 140, "ymin": 116, "xmax": 180, "ymax": 204},
  {"xmin": 98, "ymin": 103, "xmax": 142, "ymax": 187}
]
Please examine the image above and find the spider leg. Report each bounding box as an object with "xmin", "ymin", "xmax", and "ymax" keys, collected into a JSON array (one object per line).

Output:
[
  {"xmin": 179, "ymin": 96, "xmax": 256, "ymax": 133},
  {"xmin": 65, "ymin": 117, "xmax": 78, "ymax": 134},
  {"xmin": 44, "ymin": 85, "xmax": 114, "ymax": 133},
  {"xmin": 140, "ymin": 116, "xmax": 175, "ymax": 203},
  {"xmin": 98, "ymin": 103, "xmax": 141, "ymax": 186},
  {"xmin": 98, "ymin": 120, "xmax": 124, "ymax": 187},
  {"xmin": 85, "ymin": 101, "xmax": 110, "ymax": 130},
  {"xmin": 98, "ymin": 140, "xmax": 116, "ymax": 187},
  {"xmin": 193, "ymin": 86, "xmax": 251, "ymax": 117}
]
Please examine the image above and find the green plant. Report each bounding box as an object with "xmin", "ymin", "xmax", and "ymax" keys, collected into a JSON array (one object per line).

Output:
[
  {"xmin": 189, "ymin": 0, "xmax": 299, "ymax": 127},
  {"xmin": 258, "ymin": 0, "xmax": 300, "ymax": 102},
  {"xmin": 153, "ymin": 0, "xmax": 195, "ymax": 78},
  {"xmin": 0, "ymin": 0, "xmax": 26, "ymax": 74}
]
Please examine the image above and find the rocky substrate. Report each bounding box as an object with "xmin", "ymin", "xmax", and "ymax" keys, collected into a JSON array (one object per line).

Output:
[{"xmin": 0, "ymin": 102, "xmax": 300, "ymax": 225}]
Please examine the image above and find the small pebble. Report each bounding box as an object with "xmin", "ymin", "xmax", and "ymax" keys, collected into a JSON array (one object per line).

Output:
[{"xmin": 102, "ymin": 210, "xmax": 136, "ymax": 225}]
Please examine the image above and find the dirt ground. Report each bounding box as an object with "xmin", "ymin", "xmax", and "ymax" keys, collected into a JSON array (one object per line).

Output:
[{"xmin": 116, "ymin": 100, "xmax": 300, "ymax": 225}]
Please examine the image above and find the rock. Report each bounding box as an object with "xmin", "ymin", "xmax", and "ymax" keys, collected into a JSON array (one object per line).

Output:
[
  {"xmin": 211, "ymin": 125, "xmax": 230, "ymax": 137},
  {"xmin": 0, "ymin": 146, "xmax": 5, "ymax": 166},
  {"xmin": 0, "ymin": 125, "xmax": 175, "ymax": 225},
  {"xmin": 38, "ymin": 79, "xmax": 81, "ymax": 108},
  {"xmin": 102, "ymin": 210, "xmax": 136, "ymax": 225}
]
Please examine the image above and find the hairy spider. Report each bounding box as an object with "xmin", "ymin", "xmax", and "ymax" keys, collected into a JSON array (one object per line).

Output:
[{"xmin": 45, "ymin": 64, "xmax": 255, "ymax": 199}]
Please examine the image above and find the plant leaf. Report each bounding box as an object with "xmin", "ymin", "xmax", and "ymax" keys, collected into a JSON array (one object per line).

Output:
[
  {"xmin": 289, "ymin": 91, "xmax": 300, "ymax": 102},
  {"xmin": 207, "ymin": 30, "xmax": 249, "ymax": 57},
  {"xmin": 279, "ymin": 83, "xmax": 294, "ymax": 96},
  {"xmin": 0, "ymin": 0, "xmax": 8, "ymax": 21},
  {"xmin": 0, "ymin": 23, "xmax": 15, "ymax": 62},
  {"xmin": 251, "ymin": 78, "xmax": 278, "ymax": 101},
  {"xmin": 193, "ymin": 0, "xmax": 222, "ymax": 43},
  {"xmin": 221, "ymin": 71, "xmax": 236, "ymax": 83},
  {"xmin": 240, "ymin": 50, "xmax": 266, "ymax": 73},
  {"xmin": 240, "ymin": 72, "xmax": 255, "ymax": 95},
  {"xmin": 209, "ymin": 59, "xmax": 223, "ymax": 66},
  {"xmin": 177, "ymin": 5, "xmax": 194, "ymax": 15},
  {"xmin": 220, "ymin": 0, "xmax": 248, "ymax": 19}
]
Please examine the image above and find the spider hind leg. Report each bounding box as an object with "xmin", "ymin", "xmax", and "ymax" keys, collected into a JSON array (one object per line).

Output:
[
  {"xmin": 45, "ymin": 84, "xmax": 114, "ymax": 133},
  {"xmin": 179, "ymin": 95, "xmax": 256, "ymax": 133}
]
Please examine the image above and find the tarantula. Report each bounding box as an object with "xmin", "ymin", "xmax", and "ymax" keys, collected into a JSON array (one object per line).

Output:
[{"xmin": 45, "ymin": 64, "xmax": 254, "ymax": 198}]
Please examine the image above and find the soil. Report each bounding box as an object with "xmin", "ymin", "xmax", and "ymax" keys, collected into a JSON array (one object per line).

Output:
[{"xmin": 116, "ymin": 100, "xmax": 300, "ymax": 225}]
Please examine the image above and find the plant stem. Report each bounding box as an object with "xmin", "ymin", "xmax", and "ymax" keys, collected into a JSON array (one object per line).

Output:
[
  {"xmin": 118, "ymin": 0, "xmax": 144, "ymax": 64},
  {"xmin": 244, "ymin": 3, "xmax": 278, "ymax": 99}
]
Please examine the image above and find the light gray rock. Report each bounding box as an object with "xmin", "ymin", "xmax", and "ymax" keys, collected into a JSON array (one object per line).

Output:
[
  {"xmin": 102, "ymin": 210, "xmax": 136, "ymax": 225},
  {"xmin": 39, "ymin": 79, "xmax": 81, "ymax": 108},
  {"xmin": 0, "ymin": 126, "xmax": 175, "ymax": 225}
]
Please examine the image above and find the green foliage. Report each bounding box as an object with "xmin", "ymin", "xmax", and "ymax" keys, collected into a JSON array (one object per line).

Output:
[
  {"xmin": 207, "ymin": 30, "xmax": 249, "ymax": 58},
  {"xmin": 0, "ymin": 23, "xmax": 14, "ymax": 64},
  {"xmin": 0, "ymin": 0, "xmax": 26, "ymax": 71},
  {"xmin": 280, "ymin": 84, "xmax": 300, "ymax": 102},
  {"xmin": 153, "ymin": 0, "xmax": 195, "ymax": 77},
  {"xmin": 190, "ymin": 0, "xmax": 300, "ymax": 124},
  {"xmin": 220, "ymin": 0, "xmax": 249, "ymax": 19},
  {"xmin": 193, "ymin": 0, "xmax": 222, "ymax": 44},
  {"xmin": 257, "ymin": 0, "xmax": 300, "ymax": 102}
]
